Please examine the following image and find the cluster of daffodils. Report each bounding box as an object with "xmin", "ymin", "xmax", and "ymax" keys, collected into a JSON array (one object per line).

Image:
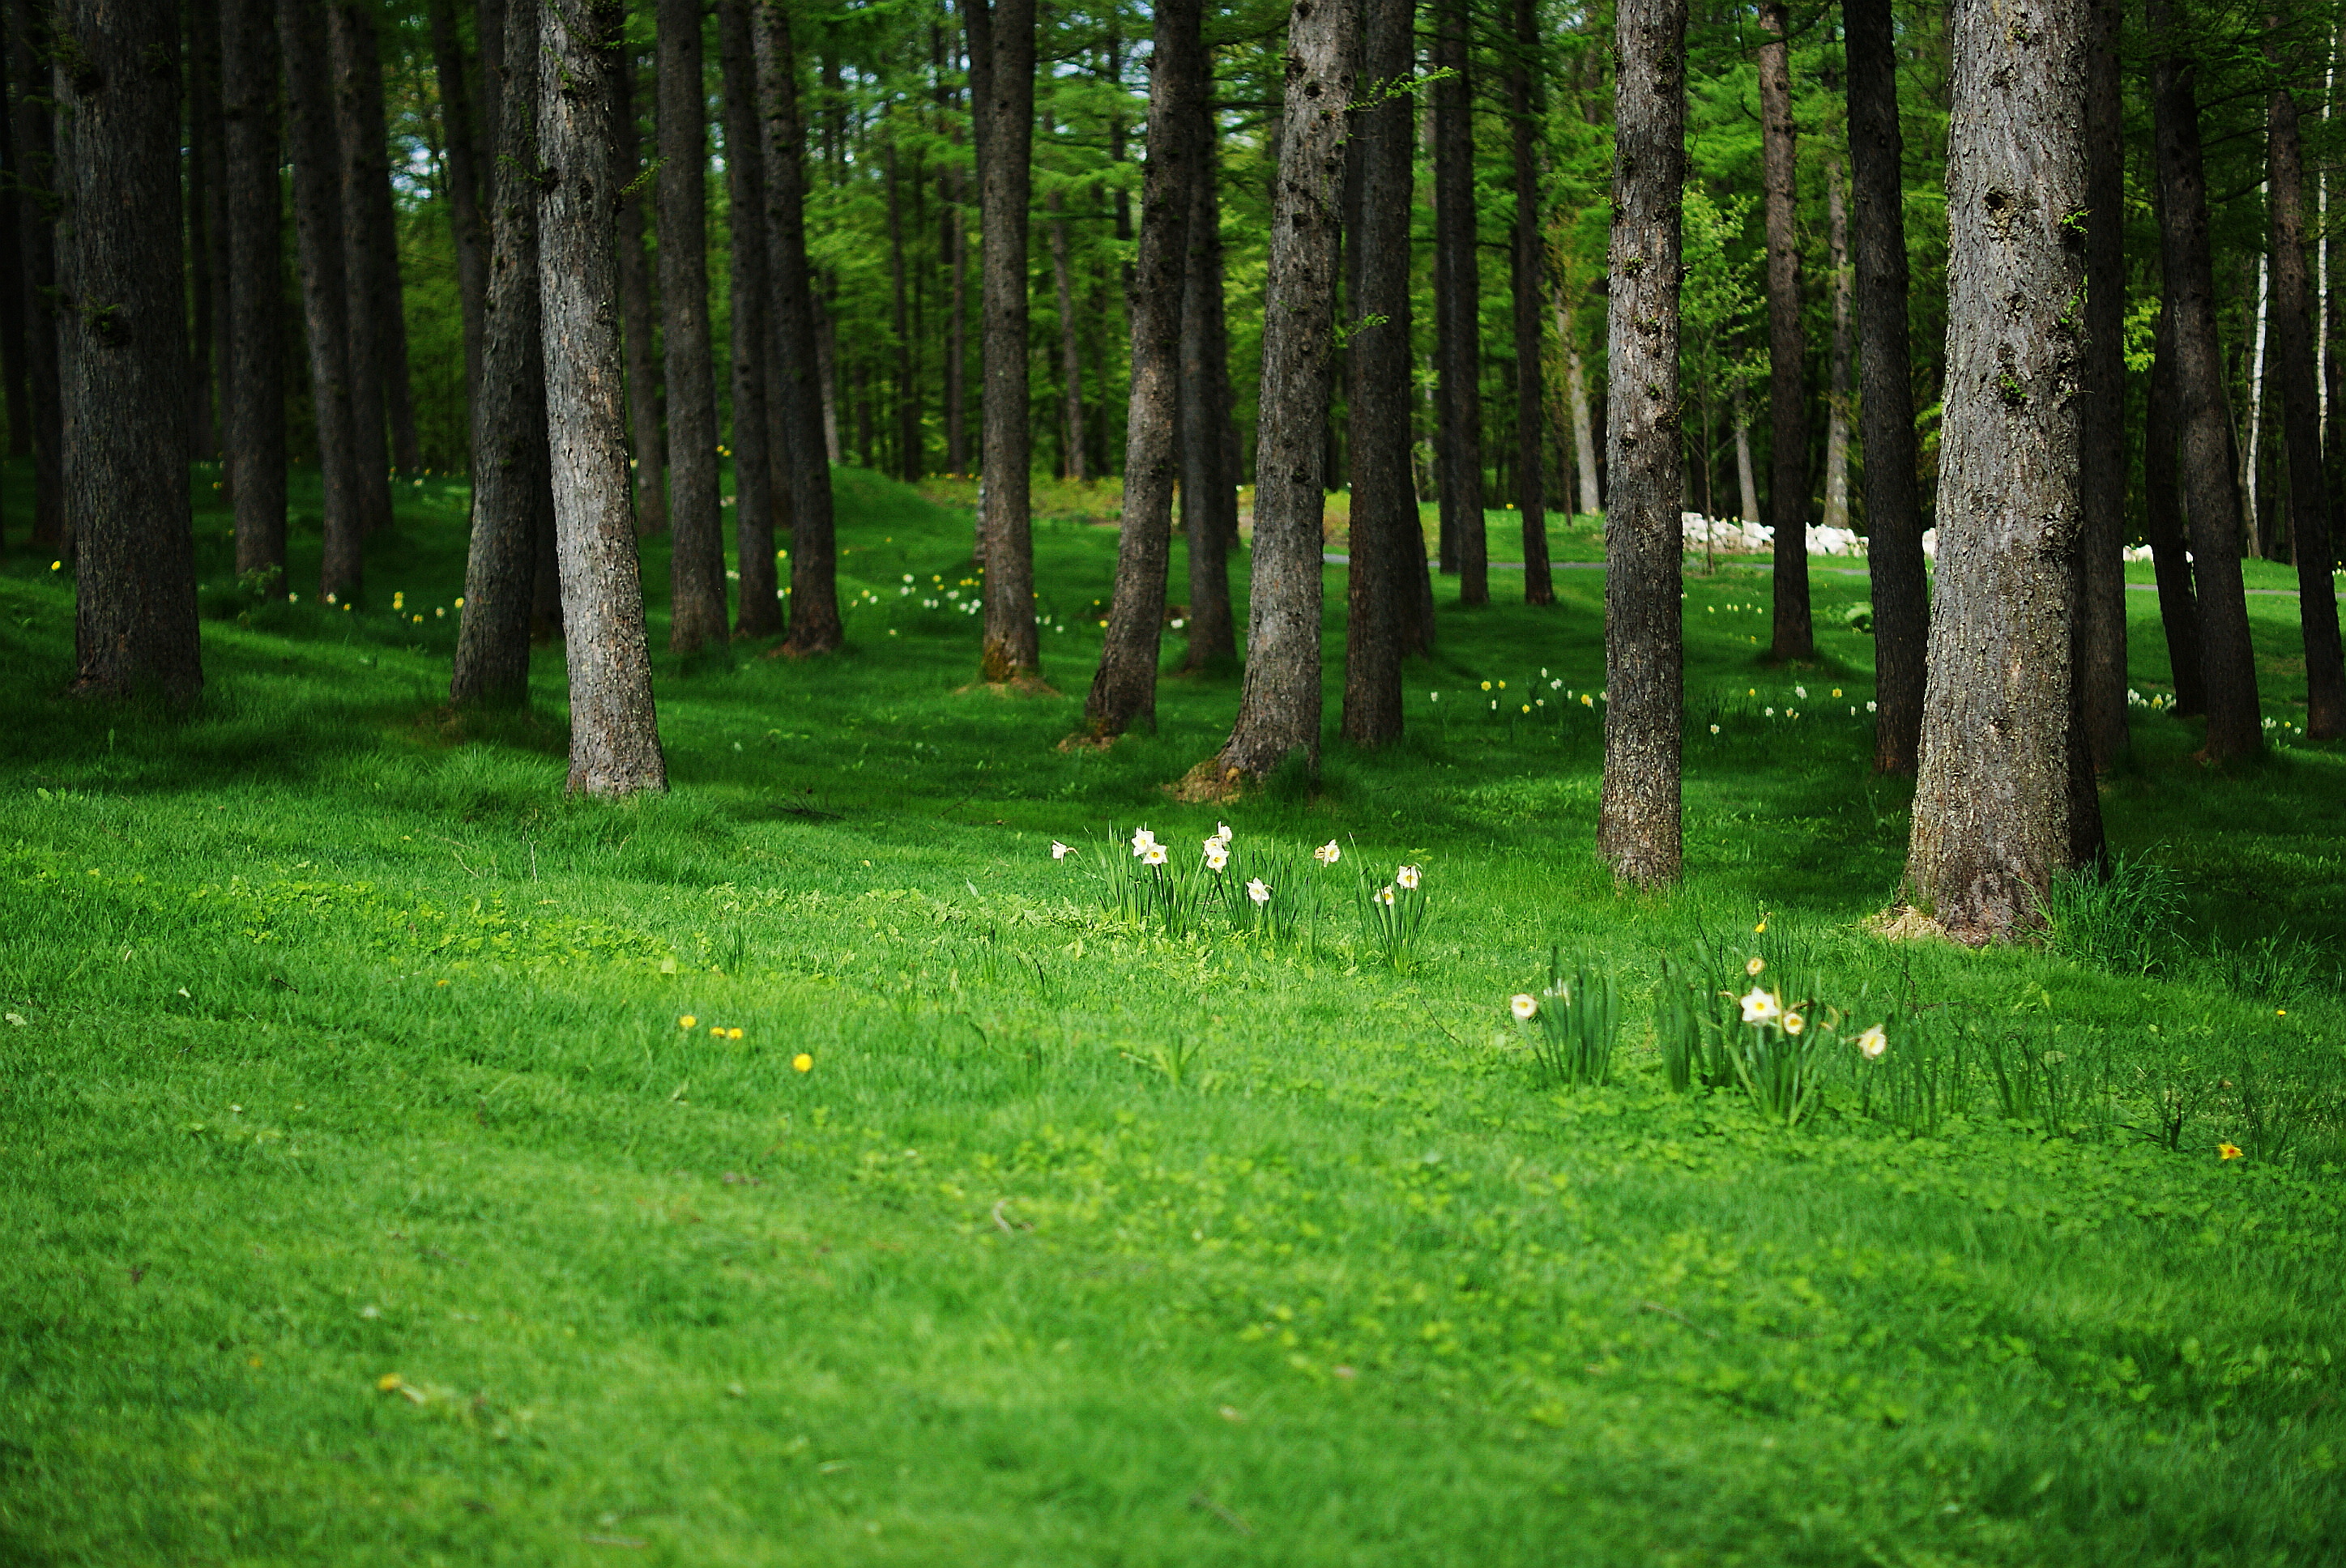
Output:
[
  {"xmin": 1131, "ymin": 826, "xmax": 1171, "ymax": 866},
  {"xmin": 1734, "ymin": 960, "xmax": 1887, "ymax": 1060}
]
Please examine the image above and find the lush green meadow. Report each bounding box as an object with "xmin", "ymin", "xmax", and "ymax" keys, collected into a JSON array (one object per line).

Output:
[{"xmin": 3, "ymin": 462, "xmax": 2344, "ymax": 1565}]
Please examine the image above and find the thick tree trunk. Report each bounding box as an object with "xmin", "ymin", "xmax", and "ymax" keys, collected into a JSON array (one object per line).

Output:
[
  {"xmin": 1598, "ymin": 0, "xmax": 1686, "ymax": 888},
  {"xmin": 1179, "ymin": 86, "xmax": 1239, "ymax": 671},
  {"xmin": 58, "ymin": 0, "xmax": 200, "ymax": 701},
  {"xmin": 12, "ymin": 0, "xmax": 62, "ymax": 551},
  {"xmin": 281, "ymin": 0, "xmax": 365, "ymax": 603},
  {"xmin": 1819, "ymin": 159, "xmax": 1852, "ymax": 532},
  {"xmin": 2149, "ymin": 6, "xmax": 2265, "ymax": 763},
  {"xmin": 612, "ymin": 50, "xmax": 666, "ymax": 534},
  {"xmin": 1078, "ymin": 0, "xmax": 1200, "ymax": 741},
  {"xmin": 329, "ymin": 2, "xmax": 412, "ymax": 513},
  {"xmin": 1202, "ymin": 0, "xmax": 1356, "ymax": 783},
  {"xmin": 2143, "ymin": 300, "xmax": 2205, "ymax": 714},
  {"xmin": 759, "ymin": 0, "xmax": 842, "ymax": 655},
  {"xmin": 2076, "ymin": 0, "xmax": 2129, "ymax": 769},
  {"xmin": 539, "ymin": 0, "xmax": 666, "ymax": 794},
  {"xmin": 1047, "ymin": 189, "xmax": 1085, "ymax": 481},
  {"xmin": 720, "ymin": 0, "xmax": 779, "ymax": 638},
  {"xmin": 1905, "ymin": 0, "xmax": 2096, "ymax": 943},
  {"xmin": 1758, "ymin": 0, "xmax": 1811, "ymax": 659},
  {"xmin": 2270, "ymin": 61, "xmax": 2346, "ymax": 739},
  {"xmin": 429, "ymin": 0, "xmax": 490, "ymax": 413},
  {"xmin": 1509, "ymin": 0, "xmax": 1550, "ymax": 607},
  {"xmin": 883, "ymin": 135, "xmax": 919, "ymax": 481},
  {"xmin": 1340, "ymin": 0, "xmax": 1415, "ymax": 746},
  {"xmin": 656, "ymin": 0, "xmax": 727, "ymax": 652},
  {"xmin": 1845, "ymin": 0, "xmax": 1925, "ymax": 773},
  {"xmin": 222, "ymin": 0, "xmax": 288, "ymax": 584},
  {"xmin": 187, "ymin": 0, "xmax": 224, "ymax": 462},
  {"xmin": 963, "ymin": 0, "xmax": 1040, "ymax": 681},
  {"xmin": 452, "ymin": 0, "xmax": 548, "ymax": 707},
  {"xmin": 1433, "ymin": 0, "xmax": 1486, "ymax": 605}
]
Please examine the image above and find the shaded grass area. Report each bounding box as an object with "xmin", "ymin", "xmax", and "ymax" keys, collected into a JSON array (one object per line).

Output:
[{"xmin": 2, "ymin": 461, "xmax": 2344, "ymax": 1565}]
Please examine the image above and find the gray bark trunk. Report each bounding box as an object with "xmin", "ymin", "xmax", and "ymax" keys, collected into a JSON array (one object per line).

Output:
[
  {"xmin": 657, "ymin": 0, "xmax": 728, "ymax": 652},
  {"xmin": 1047, "ymin": 190, "xmax": 1085, "ymax": 480},
  {"xmin": 720, "ymin": 0, "xmax": 780, "ymax": 637},
  {"xmin": 187, "ymin": 0, "xmax": 224, "ymax": 462},
  {"xmin": 1433, "ymin": 0, "xmax": 1485, "ymax": 604},
  {"xmin": 1179, "ymin": 85, "xmax": 1238, "ymax": 670},
  {"xmin": 429, "ymin": 0, "xmax": 489, "ymax": 415},
  {"xmin": 884, "ymin": 136, "xmax": 918, "ymax": 480},
  {"xmin": 223, "ymin": 0, "xmax": 288, "ymax": 584},
  {"xmin": 328, "ymin": 2, "xmax": 411, "ymax": 507},
  {"xmin": 2143, "ymin": 299, "xmax": 2205, "ymax": 714},
  {"xmin": 1510, "ymin": 0, "xmax": 1550, "ymax": 607},
  {"xmin": 1560, "ymin": 294, "xmax": 1599, "ymax": 515},
  {"xmin": 612, "ymin": 50, "xmax": 666, "ymax": 534},
  {"xmin": 2077, "ymin": 0, "xmax": 2130, "ymax": 769},
  {"xmin": 1758, "ymin": 0, "xmax": 1812, "ymax": 659},
  {"xmin": 1820, "ymin": 160, "xmax": 1852, "ymax": 533}
]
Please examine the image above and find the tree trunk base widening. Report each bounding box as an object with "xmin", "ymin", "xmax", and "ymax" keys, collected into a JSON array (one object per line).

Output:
[
  {"xmin": 1166, "ymin": 758, "xmax": 1252, "ymax": 803},
  {"xmin": 1056, "ymin": 730, "xmax": 1120, "ymax": 752},
  {"xmin": 950, "ymin": 673, "xmax": 1059, "ymax": 697},
  {"xmin": 1868, "ymin": 897, "xmax": 2036, "ymax": 950}
]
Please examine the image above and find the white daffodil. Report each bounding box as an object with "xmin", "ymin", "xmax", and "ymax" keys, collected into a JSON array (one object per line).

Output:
[
  {"xmin": 1375, "ymin": 885, "xmax": 1396, "ymax": 906},
  {"xmin": 1050, "ymin": 841, "xmax": 1073, "ymax": 860},
  {"xmin": 1795, "ymin": 685, "xmax": 1807, "ymax": 699},
  {"xmin": 1131, "ymin": 828, "xmax": 1159, "ymax": 858},
  {"xmin": 1213, "ymin": 821, "xmax": 1233, "ymax": 845},
  {"xmin": 1709, "ymin": 723, "xmax": 1721, "ymax": 734},
  {"xmin": 1314, "ymin": 841, "xmax": 1341, "ymax": 866},
  {"xmin": 1205, "ymin": 843, "xmax": 1230, "ymax": 871},
  {"xmin": 1745, "ymin": 956, "xmax": 1764, "ymax": 977},
  {"xmin": 1143, "ymin": 843, "xmax": 1169, "ymax": 866},
  {"xmin": 1857, "ymin": 1024, "xmax": 1888, "ymax": 1060},
  {"xmin": 1510, "ymin": 993, "xmax": 1538, "ymax": 1021},
  {"xmin": 1247, "ymin": 878, "xmax": 1271, "ymax": 905},
  {"xmin": 1782, "ymin": 1012, "xmax": 1806, "ymax": 1036},
  {"xmin": 1739, "ymin": 986, "xmax": 1782, "ymax": 1025},
  {"xmin": 1396, "ymin": 864, "xmax": 1420, "ymax": 890}
]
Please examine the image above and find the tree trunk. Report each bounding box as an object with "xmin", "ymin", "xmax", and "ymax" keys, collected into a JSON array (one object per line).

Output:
[
  {"xmin": 1078, "ymin": 0, "xmax": 1200, "ymax": 740},
  {"xmin": 883, "ymin": 134, "xmax": 919, "ymax": 481},
  {"xmin": 452, "ymin": 0, "xmax": 548, "ymax": 707},
  {"xmin": 1905, "ymin": 0, "xmax": 2096, "ymax": 943},
  {"xmin": 612, "ymin": 49, "xmax": 666, "ymax": 534},
  {"xmin": 1202, "ymin": 0, "xmax": 1356, "ymax": 783},
  {"xmin": 1757, "ymin": 0, "xmax": 1812, "ymax": 659},
  {"xmin": 656, "ymin": 0, "xmax": 727, "ymax": 652},
  {"xmin": 281, "ymin": 0, "xmax": 365, "ymax": 603},
  {"xmin": 2270, "ymin": 55, "xmax": 2346, "ymax": 739},
  {"xmin": 963, "ymin": 0, "xmax": 1040, "ymax": 682},
  {"xmin": 945, "ymin": 163, "xmax": 968, "ymax": 475},
  {"xmin": 1557, "ymin": 292, "xmax": 1599, "ymax": 515},
  {"xmin": 539, "ymin": 0, "xmax": 666, "ymax": 794},
  {"xmin": 13, "ymin": 0, "xmax": 62, "ymax": 552},
  {"xmin": 58, "ymin": 0, "xmax": 201, "ymax": 701},
  {"xmin": 187, "ymin": 0, "xmax": 224, "ymax": 462},
  {"xmin": 2075, "ymin": 0, "xmax": 2130, "ymax": 769},
  {"xmin": 720, "ymin": 0, "xmax": 779, "ymax": 637},
  {"xmin": 328, "ymin": 2, "xmax": 410, "ymax": 513},
  {"xmin": 1179, "ymin": 80, "xmax": 1239, "ymax": 671},
  {"xmin": 1433, "ymin": 0, "xmax": 1486, "ymax": 606},
  {"xmin": 429, "ymin": 0, "xmax": 489, "ymax": 413},
  {"xmin": 1845, "ymin": 0, "xmax": 1925, "ymax": 773},
  {"xmin": 2143, "ymin": 300, "xmax": 2205, "ymax": 714},
  {"xmin": 2149, "ymin": 5, "xmax": 2265, "ymax": 763},
  {"xmin": 1509, "ymin": 0, "xmax": 1550, "ymax": 607},
  {"xmin": 222, "ymin": 0, "xmax": 288, "ymax": 585},
  {"xmin": 1597, "ymin": 0, "xmax": 1686, "ymax": 888},
  {"xmin": 1044, "ymin": 187, "xmax": 1084, "ymax": 481},
  {"xmin": 1340, "ymin": 0, "xmax": 1415, "ymax": 745},
  {"xmin": 1819, "ymin": 159, "xmax": 1852, "ymax": 533},
  {"xmin": 0, "ymin": 30, "xmax": 27, "ymax": 471},
  {"xmin": 759, "ymin": 0, "xmax": 842, "ymax": 656}
]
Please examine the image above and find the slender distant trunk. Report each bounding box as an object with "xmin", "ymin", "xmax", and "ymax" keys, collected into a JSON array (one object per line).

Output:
[
  {"xmin": 720, "ymin": 0, "xmax": 779, "ymax": 637},
  {"xmin": 1557, "ymin": 293, "xmax": 1599, "ymax": 515},
  {"xmin": 1598, "ymin": 0, "xmax": 1686, "ymax": 888},
  {"xmin": 2150, "ymin": 4, "xmax": 2264, "ymax": 762},
  {"xmin": 13, "ymin": 0, "xmax": 62, "ymax": 551},
  {"xmin": 1905, "ymin": 0, "xmax": 2096, "ymax": 941},
  {"xmin": 223, "ymin": 0, "xmax": 288, "ymax": 584},
  {"xmin": 759, "ymin": 0, "xmax": 842, "ymax": 655},
  {"xmin": 815, "ymin": 286, "xmax": 841, "ymax": 464},
  {"xmin": 1433, "ymin": 0, "xmax": 1486, "ymax": 605},
  {"xmin": 281, "ymin": 0, "xmax": 365, "ymax": 602},
  {"xmin": 58, "ymin": 0, "xmax": 200, "ymax": 701},
  {"xmin": 2246, "ymin": 254, "xmax": 2271, "ymax": 556},
  {"xmin": 540, "ymin": 0, "xmax": 666, "ymax": 794},
  {"xmin": 1201, "ymin": 0, "xmax": 1356, "ymax": 784},
  {"xmin": 1734, "ymin": 400, "xmax": 1760, "ymax": 522},
  {"xmin": 884, "ymin": 134, "xmax": 919, "ymax": 481},
  {"xmin": 656, "ymin": 0, "xmax": 727, "ymax": 652},
  {"xmin": 2077, "ymin": 0, "xmax": 2130, "ymax": 768},
  {"xmin": 1846, "ymin": 0, "xmax": 1925, "ymax": 773},
  {"xmin": 452, "ymin": 0, "xmax": 548, "ymax": 706},
  {"xmin": 1047, "ymin": 187, "xmax": 1085, "ymax": 481},
  {"xmin": 1179, "ymin": 83, "xmax": 1238, "ymax": 671},
  {"xmin": 429, "ymin": 0, "xmax": 489, "ymax": 413},
  {"xmin": 1758, "ymin": 0, "xmax": 1811, "ymax": 658},
  {"xmin": 1819, "ymin": 159, "xmax": 1853, "ymax": 533},
  {"xmin": 1078, "ymin": 0, "xmax": 1200, "ymax": 741},
  {"xmin": 612, "ymin": 49, "xmax": 666, "ymax": 534},
  {"xmin": 187, "ymin": 0, "xmax": 224, "ymax": 461},
  {"xmin": 1509, "ymin": 0, "xmax": 1550, "ymax": 607},
  {"xmin": 2269, "ymin": 50, "xmax": 2346, "ymax": 739},
  {"xmin": 0, "ymin": 35, "xmax": 25, "ymax": 471},
  {"xmin": 1341, "ymin": 0, "xmax": 1415, "ymax": 745},
  {"xmin": 963, "ymin": 0, "xmax": 1040, "ymax": 682},
  {"xmin": 329, "ymin": 2, "xmax": 408, "ymax": 514},
  {"xmin": 2143, "ymin": 299, "xmax": 2204, "ymax": 714},
  {"xmin": 944, "ymin": 164, "xmax": 968, "ymax": 475}
]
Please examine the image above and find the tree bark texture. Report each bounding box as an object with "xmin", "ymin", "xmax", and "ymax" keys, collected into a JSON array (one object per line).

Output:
[
  {"xmin": 2149, "ymin": 9, "xmax": 2264, "ymax": 762},
  {"xmin": 1845, "ymin": 0, "xmax": 1924, "ymax": 773},
  {"xmin": 1598, "ymin": 0, "xmax": 1686, "ymax": 889},
  {"xmin": 0, "ymin": 32, "xmax": 27, "ymax": 471},
  {"xmin": 2142, "ymin": 299, "xmax": 2204, "ymax": 714},
  {"xmin": 58, "ymin": 0, "xmax": 201, "ymax": 701},
  {"xmin": 451, "ymin": 0, "xmax": 548, "ymax": 708},
  {"xmin": 1905, "ymin": 0, "xmax": 2094, "ymax": 943},
  {"xmin": 187, "ymin": 0, "xmax": 224, "ymax": 461},
  {"xmin": 1433, "ymin": 0, "xmax": 1486, "ymax": 605},
  {"xmin": 12, "ymin": 0, "xmax": 62, "ymax": 551},
  {"xmin": 1079, "ymin": 0, "xmax": 1200, "ymax": 740},
  {"xmin": 964, "ymin": 0, "xmax": 1040, "ymax": 680},
  {"xmin": 1509, "ymin": 0, "xmax": 1550, "ymax": 607},
  {"xmin": 759, "ymin": 0, "xmax": 842, "ymax": 654},
  {"xmin": 1819, "ymin": 160, "xmax": 1852, "ymax": 532},
  {"xmin": 1559, "ymin": 293, "xmax": 1599, "ymax": 515},
  {"xmin": 539, "ymin": 0, "xmax": 667, "ymax": 794},
  {"xmin": 720, "ymin": 0, "xmax": 780, "ymax": 637},
  {"xmin": 329, "ymin": 2, "xmax": 412, "ymax": 507},
  {"xmin": 2075, "ymin": 0, "xmax": 2129, "ymax": 768},
  {"xmin": 223, "ymin": 0, "xmax": 288, "ymax": 584},
  {"xmin": 2269, "ymin": 66, "xmax": 2346, "ymax": 739},
  {"xmin": 281, "ymin": 0, "xmax": 365, "ymax": 603},
  {"xmin": 656, "ymin": 0, "xmax": 727, "ymax": 652},
  {"xmin": 612, "ymin": 50, "xmax": 666, "ymax": 534},
  {"xmin": 1758, "ymin": 0, "xmax": 1811, "ymax": 659},
  {"xmin": 1340, "ymin": 0, "xmax": 1416, "ymax": 747},
  {"xmin": 1210, "ymin": 0, "xmax": 1356, "ymax": 782},
  {"xmin": 429, "ymin": 0, "xmax": 490, "ymax": 411},
  {"xmin": 1179, "ymin": 89, "xmax": 1238, "ymax": 671}
]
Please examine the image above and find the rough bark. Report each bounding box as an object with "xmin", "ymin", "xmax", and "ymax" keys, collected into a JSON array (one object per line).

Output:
[
  {"xmin": 759, "ymin": 0, "xmax": 842, "ymax": 655},
  {"xmin": 1341, "ymin": 0, "xmax": 1415, "ymax": 746},
  {"xmin": 1509, "ymin": 0, "xmax": 1550, "ymax": 607},
  {"xmin": 1904, "ymin": 0, "xmax": 2096, "ymax": 943},
  {"xmin": 1757, "ymin": 0, "xmax": 1811, "ymax": 659},
  {"xmin": 12, "ymin": 0, "xmax": 62, "ymax": 551},
  {"xmin": 612, "ymin": 49, "xmax": 666, "ymax": 534},
  {"xmin": 1598, "ymin": 0, "xmax": 1685, "ymax": 888},
  {"xmin": 452, "ymin": 0, "xmax": 548, "ymax": 707},
  {"xmin": 328, "ymin": 2, "xmax": 411, "ymax": 512},
  {"xmin": 655, "ymin": 0, "xmax": 727, "ymax": 652},
  {"xmin": 58, "ymin": 0, "xmax": 201, "ymax": 700},
  {"xmin": 429, "ymin": 0, "xmax": 490, "ymax": 411},
  {"xmin": 720, "ymin": 0, "xmax": 779, "ymax": 637},
  {"xmin": 1845, "ymin": 0, "xmax": 1925, "ymax": 773},
  {"xmin": 281, "ymin": 0, "xmax": 365, "ymax": 603},
  {"xmin": 187, "ymin": 0, "xmax": 224, "ymax": 460},
  {"xmin": 222, "ymin": 0, "xmax": 288, "ymax": 584},
  {"xmin": 1819, "ymin": 159, "xmax": 1852, "ymax": 532},
  {"xmin": 963, "ymin": 0, "xmax": 1039, "ymax": 680},
  {"xmin": 2076, "ymin": 0, "xmax": 2129, "ymax": 769},
  {"xmin": 1203, "ymin": 0, "xmax": 1356, "ymax": 782},
  {"xmin": 540, "ymin": 0, "xmax": 667, "ymax": 794},
  {"xmin": 1433, "ymin": 0, "xmax": 1486, "ymax": 605},
  {"xmin": 2142, "ymin": 301, "xmax": 2204, "ymax": 714},
  {"xmin": 2270, "ymin": 58, "xmax": 2346, "ymax": 739},
  {"xmin": 1078, "ymin": 0, "xmax": 1200, "ymax": 740},
  {"xmin": 2149, "ymin": 5, "xmax": 2265, "ymax": 762},
  {"xmin": 1179, "ymin": 86, "xmax": 1238, "ymax": 671}
]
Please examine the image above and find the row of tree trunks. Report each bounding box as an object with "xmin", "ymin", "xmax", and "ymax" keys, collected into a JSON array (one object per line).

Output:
[
  {"xmin": 1757, "ymin": 0, "xmax": 1811, "ymax": 663},
  {"xmin": 721, "ymin": 0, "xmax": 782, "ymax": 639},
  {"xmin": 2076, "ymin": 0, "xmax": 2129, "ymax": 772},
  {"xmin": 331, "ymin": 2, "xmax": 419, "ymax": 489},
  {"xmin": 1431, "ymin": 0, "xmax": 1485, "ymax": 603},
  {"xmin": 429, "ymin": 0, "xmax": 489, "ymax": 410},
  {"xmin": 1508, "ymin": 0, "xmax": 1551, "ymax": 608},
  {"xmin": 223, "ymin": 0, "xmax": 287, "ymax": 584},
  {"xmin": 1177, "ymin": 79, "xmax": 1239, "ymax": 673},
  {"xmin": 659, "ymin": 0, "xmax": 728, "ymax": 652},
  {"xmin": 613, "ymin": 53, "xmax": 667, "ymax": 536}
]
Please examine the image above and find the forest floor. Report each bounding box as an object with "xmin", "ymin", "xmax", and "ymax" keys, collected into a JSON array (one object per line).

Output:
[{"xmin": 2, "ymin": 462, "xmax": 2344, "ymax": 1565}]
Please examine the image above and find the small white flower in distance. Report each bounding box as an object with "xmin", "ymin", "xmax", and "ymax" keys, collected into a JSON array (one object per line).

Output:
[
  {"xmin": 1795, "ymin": 685, "xmax": 1807, "ymax": 699},
  {"xmin": 1396, "ymin": 864, "xmax": 1420, "ymax": 890},
  {"xmin": 1050, "ymin": 841, "xmax": 1073, "ymax": 861},
  {"xmin": 1510, "ymin": 994, "xmax": 1538, "ymax": 1021},
  {"xmin": 1143, "ymin": 843, "xmax": 1168, "ymax": 866},
  {"xmin": 1131, "ymin": 828, "xmax": 1159, "ymax": 858},
  {"xmin": 1857, "ymin": 1024, "xmax": 1888, "ymax": 1060},
  {"xmin": 1314, "ymin": 841, "xmax": 1341, "ymax": 866},
  {"xmin": 1247, "ymin": 879, "xmax": 1271, "ymax": 905},
  {"xmin": 1709, "ymin": 723, "xmax": 1721, "ymax": 735},
  {"xmin": 1782, "ymin": 1012, "xmax": 1806, "ymax": 1036},
  {"xmin": 1739, "ymin": 986, "xmax": 1782, "ymax": 1025},
  {"xmin": 1376, "ymin": 885, "xmax": 1396, "ymax": 906},
  {"xmin": 1205, "ymin": 844, "xmax": 1229, "ymax": 871},
  {"xmin": 1866, "ymin": 701, "xmax": 1878, "ymax": 713},
  {"xmin": 1212, "ymin": 821, "xmax": 1233, "ymax": 845},
  {"xmin": 1746, "ymin": 956, "xmax": 1764, "ymax": 977}
]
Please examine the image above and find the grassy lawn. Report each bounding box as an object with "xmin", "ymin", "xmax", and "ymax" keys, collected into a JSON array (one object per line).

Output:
[{"xmin": 2, "ymin": 462, "xmax": 2343, "ymax": 1565}]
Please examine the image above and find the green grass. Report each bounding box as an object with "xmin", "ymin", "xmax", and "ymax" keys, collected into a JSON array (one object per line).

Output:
[{"xmin": 3, "ymin": 460, "xmax": 2344, "ymax": 1565}]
